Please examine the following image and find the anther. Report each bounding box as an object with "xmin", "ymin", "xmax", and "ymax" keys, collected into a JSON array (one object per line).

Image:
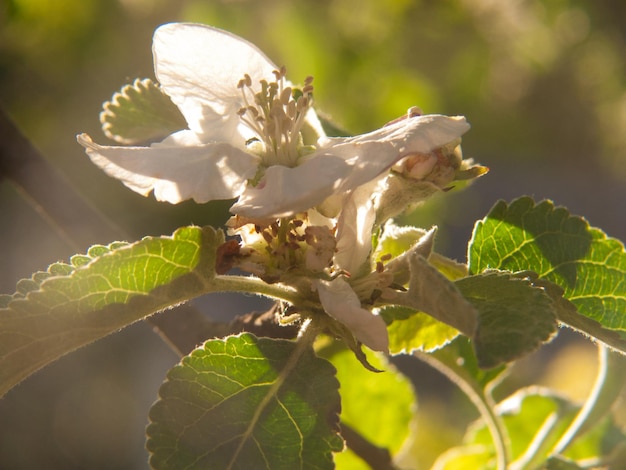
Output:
[
  {"xmin": 270, "ymin": 222, "xmax": 279, "ymax": 237},
  {"xmin": 262, "ymin": 230, "xmax": 273, "ymax": 244},
  {"xmin": 280, "ymin": 87, "xmax": 292, "ymax": 106},
  {"xmin": 287, "ymin": 101, "xmax": 297, "ymax": 119}
]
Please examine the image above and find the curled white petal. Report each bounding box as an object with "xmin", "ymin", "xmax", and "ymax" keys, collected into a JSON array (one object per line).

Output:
[
  {"xmin": 319, "ymin": 114, "xmax": 470, "ymax": 193},
  {"xmin": 334, "ymin": 182, "xmax": 378, "ymax": 274},
  {"xmin": 81, "ymin": 23, "xmax": 471, "ymax": 221},
  {"xmin": 153, "ymin": 22, "xmax": 279, "ymax": 142},
  {"xmin": 77, "ymin": 133, "xmax": 259, "ymax": 203},
  {"xmin": 230, "ymin": 154, "xmax": 351, "ymax": 218},
  {"xmin": 315, "ymin": 277, "xmax": 389, "ymax": 352}
]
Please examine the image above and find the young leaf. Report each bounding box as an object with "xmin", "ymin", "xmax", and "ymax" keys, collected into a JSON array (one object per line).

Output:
[
  {"xmin": 468, "ymin": 388, "xmax": 578, "ymax": 468},
  {"xmin": 383, "ymin": 306, "xmax": 460, "ymax": 354},
  {"xmin": 544, "ymin": 456, "xmax": 584, "ymax": 469},
  {"xmin": 146, "ymin": 333, "xmax": 343, "ymax": 470},
  {"xmin": 0, "ymin": 226, "xmax": 221, "ymax": 397},
  {"xmin": 456, "ymin": 271, "xmax": 558, "ymax": 368},
  {"xmin": 430, "ymin": 445, "xmax": 492, "ymax": 470},
  {"xmin": 439, "ymin": 387, "xmax": 625, "ymax": 469},
  {"xmin": 100, "ymin": 78, "xmax": 187, "ymax": 144},
  {"xmin": 395, "ymin": 253, "xmax": 478, "ymax": 338},
  {"xmin": 559, "ymin": 416, "xmax": 626, "ymax": 464},
  {"xmin": 469, "ymin": 197, "xmax": 626, "ymax": 342},
  {"xmin": 375, "ymin": 224, "xmax": 429, "ymax": 261}
]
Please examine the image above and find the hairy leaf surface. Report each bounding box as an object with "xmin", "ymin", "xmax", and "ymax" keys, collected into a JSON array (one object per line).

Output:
[
  {"xmin": 0, "ymin": 226, "xmax": 221, "ymax": 397},
  {"xmin": 469, "ymin": 198, "xmax": 626, "ymax": 348},
  {"xmin": 456, "ymin": 271, "xmax": 558, "ymax": 368},
  {"xmin": 147, "ymin": 333, "xmax": 343, "ymax": 470}
]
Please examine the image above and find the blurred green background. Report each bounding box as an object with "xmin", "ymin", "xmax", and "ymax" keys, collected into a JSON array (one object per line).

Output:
[{"xmin": 1, "ymin": 0, "xmax": 625, "ymax": 468}]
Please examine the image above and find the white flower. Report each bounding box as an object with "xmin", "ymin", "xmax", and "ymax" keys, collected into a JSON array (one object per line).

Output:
[{"xmin": 78, "ymin": 22, "xmax": 470, "ymax": 220}]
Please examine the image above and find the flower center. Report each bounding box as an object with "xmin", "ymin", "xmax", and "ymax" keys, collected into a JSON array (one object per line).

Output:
[{"xmin": 237, "ymin": 66, "xmax": 314, "ymax": 168}]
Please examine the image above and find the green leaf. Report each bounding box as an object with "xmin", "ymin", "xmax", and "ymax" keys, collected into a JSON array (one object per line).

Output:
[
  {"xmin": 375, "ymin": 224, "xmax": 430, "ymax": 261},
  {"xmin": 561, "ymin": 416, "xmax": 626, "ymax": 463},
  {"xmin": 101, "ymin": 78, "xmax": 187, "ymax": 144},
  {"xmin": 375, "ymin": 225, "xmax": 435, "ymax": 287},
  {"xmin": 395, "ymin": 253, "xmax": 478, "ymax": 338},
  {"xmin": 456, "ymin": 271, "xmax": 558, "ymax": 368},
  {"xmin": 146, "ymin": 333, "xmax": 343, "ymax": 470},
  {"xmin": 537, "ymin": 279, "xmax": 626, "ymax": 352},
  {"xmin": 480, "ymin": 389, "xmax": 578, "ymax": 463},
  {"xmin": 469, "ymin": 198, "xmax": 626, "ymax": 335},
  {"xmin": 544, "ymin": 456, "xmax": 584, "ymax": 469},
  {"xmin": 384, "ymin": 306, "xmax": 460, "ymax": 354},
  {"xmin": 431, "ymin": 445, "xmax": 493, "ymax": 470},
  {"xmin": 0, "ymin": 226, "xmax": 221, "ymax": 397},
  {"xmin": 436, "ymin": 388, "xmax": 577, "ymax": 469},
  {"xmin": 328, "ymin": 348, "xmax": 415, "ymax": 469},
  {"xmin": 442, "ymin": 386, "xmax": 626, "ymax": 469}
]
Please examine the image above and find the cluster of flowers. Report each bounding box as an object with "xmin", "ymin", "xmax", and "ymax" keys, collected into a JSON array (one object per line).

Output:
[{"xmin": 78, "ymin": 23, "xmax": 483, "ymax": 356}]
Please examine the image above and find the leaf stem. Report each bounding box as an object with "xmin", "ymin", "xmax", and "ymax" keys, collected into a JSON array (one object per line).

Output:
[
  {"xmin": 209, "ymin": 274, "xmax": 304, "ymax": 305},
  {"xmin": 551, "ymin": 344, "xmax": 626, "ymax": 456},
  {"xmin": 414, "ymin": 351, "xmax": 510, "ymax": 469}
]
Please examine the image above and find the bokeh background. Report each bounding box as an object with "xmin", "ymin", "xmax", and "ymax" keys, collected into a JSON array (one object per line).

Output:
[{"xmin": 1, "ymin": 0, "xmax": 625, "ymax": 468}]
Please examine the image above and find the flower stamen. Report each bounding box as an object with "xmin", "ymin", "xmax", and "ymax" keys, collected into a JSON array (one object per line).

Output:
[{"xmin": 237, "ymin": 68, "xmax": 314, "ymax": 168}]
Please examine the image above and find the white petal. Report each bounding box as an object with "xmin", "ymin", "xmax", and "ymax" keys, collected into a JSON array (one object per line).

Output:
[
  {"xmin": 153, "ymin": 23, "xmax": 278, "ymax": 142},
  {"xmin": 334, "ymin": 182, "xmax": 378, "ymax": 274},
  {"xmin": 315, "ymin": 278, "xmax": 389, "ymax": 352},
  {"xmin": 230, "ymin": 155, "xmax": 352, "ymax": 218},
  {"xmin": 77, "ymin": 133, "xmax": 259, "ymax": 204},
  {"xmin": 318, "ymin": 114, "xmax": 470, "ymax": 192}
]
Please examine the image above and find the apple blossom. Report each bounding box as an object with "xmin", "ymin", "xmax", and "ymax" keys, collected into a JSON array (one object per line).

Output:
[{"xmin": 78, "ymin": 22, "xmax": 470, "ymax": 220}]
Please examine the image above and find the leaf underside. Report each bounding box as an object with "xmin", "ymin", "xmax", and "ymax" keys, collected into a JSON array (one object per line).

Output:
[
  {"xmin": 0, "ymin": 226, "xmax": 221, "ymax": 397},
  {"xmin": 101, "ymin": 77, "xmax": 187, "ymax": 145}
]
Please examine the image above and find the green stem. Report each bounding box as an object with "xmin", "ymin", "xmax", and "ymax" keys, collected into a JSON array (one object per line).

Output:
[
  {"xmin": 551, "ymin": 344, "xmax": 626, "ymax": 456},
  {"xmin": 414, "ymin": 351, "xmax": 510, "ymax": 469},
  {"xmin": 209, "ymin": 274, "xmax": 304, "ymax": 306}
]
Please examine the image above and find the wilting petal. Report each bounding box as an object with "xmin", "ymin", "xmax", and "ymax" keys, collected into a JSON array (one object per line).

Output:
[
  {"xmin": 315, "ymin": 278, "xmax": 389, "ymax": 352},
  {"xmin": 153, "ymin": 23, "xmax": 278, "ymax": 142},
  {"xmin": 78, "ymin": 133, "xmax": 259, "ymax": 203},
  {"xmin": 319, "ymin": 114, "xmax": 470, "ymax": 193},
  {"xmin": 230, "ymin": 154, "xmax": 352, "ymax": 218}
]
